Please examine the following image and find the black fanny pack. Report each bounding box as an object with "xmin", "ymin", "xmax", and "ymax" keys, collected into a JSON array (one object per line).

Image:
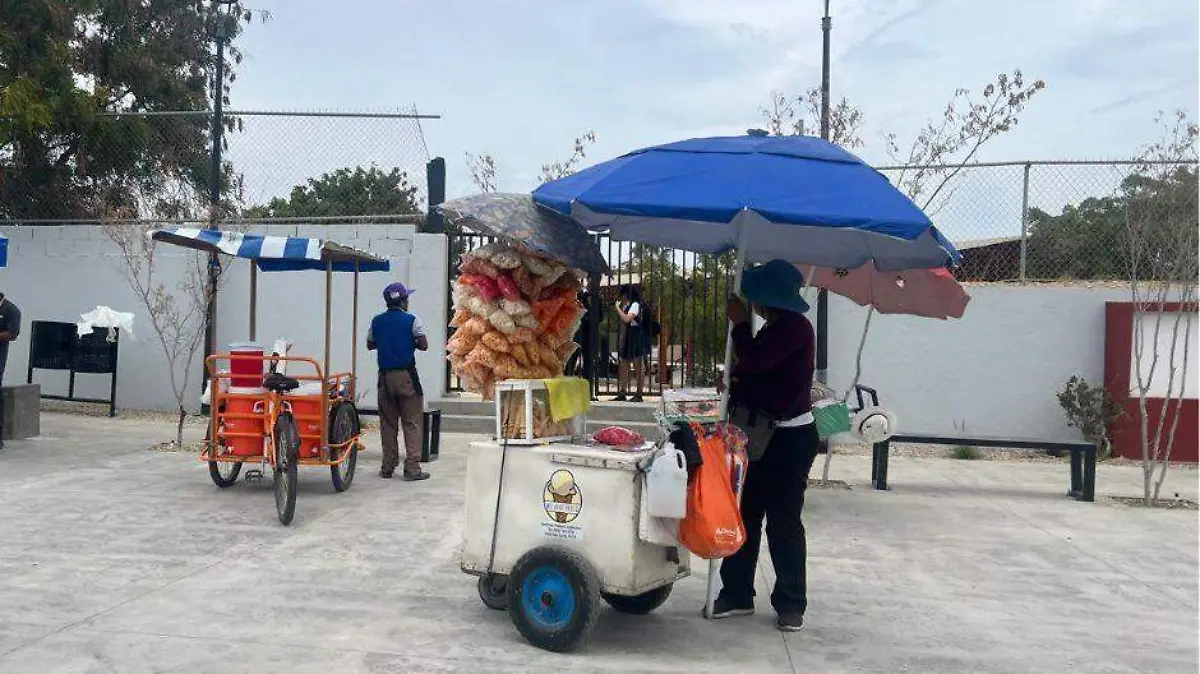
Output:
[{"xmin": 728, "ymin": 405, "xmax": 778, "ymax": 462}]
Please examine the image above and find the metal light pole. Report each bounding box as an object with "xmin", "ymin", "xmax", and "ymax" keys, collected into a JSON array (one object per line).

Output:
[
  {"xmin": 203, "ymin": 0, "xmax": 237, "ymax": 406},
  {"xmin": 815, "ymin": 0, "xmax": 832, "ymax": 384}
]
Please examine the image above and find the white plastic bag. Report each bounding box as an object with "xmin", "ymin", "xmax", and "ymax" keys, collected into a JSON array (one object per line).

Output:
[
  {"xmin": 77, "ymin": 306, "xmax": 135, "ymax": 342},
  {"xmin": 638, "ymin": 472, "xmax": 682, "ymax": 547}
]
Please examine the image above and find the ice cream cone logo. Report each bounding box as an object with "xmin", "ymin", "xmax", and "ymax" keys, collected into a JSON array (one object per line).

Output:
[{"xmin": 542, "ymin": 469, "xmax": 583, "ymax": 523}]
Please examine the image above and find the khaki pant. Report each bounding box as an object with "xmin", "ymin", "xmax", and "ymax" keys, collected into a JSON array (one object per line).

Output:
[{"xmin": 378, "ymin": 370, "xmax": 424, "ymax": 475}]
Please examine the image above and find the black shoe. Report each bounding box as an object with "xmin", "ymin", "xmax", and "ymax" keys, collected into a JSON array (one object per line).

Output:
[
  {"xmin": 776, "ymin": 613, "xmax": 805, "ymax": 632},
  {"xmin": 630, "ymin": 395, "xmax": 644, "ymax": 403},
  {"xmin": 702, "ymin": 597, "xmax": 754, "ymax": 620},
  {"xmin": 379, "ymin": 469, "xmax": 394, "ymax": 479},
  {"xmin": 403, "ymin": 470, "xmax": 430, "ymax": 481},
  {"xmin": 613, "ymin": 394, "xmax": 628, "ymax": 402}
]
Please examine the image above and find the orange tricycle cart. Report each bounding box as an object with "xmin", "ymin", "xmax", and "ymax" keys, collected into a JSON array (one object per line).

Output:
[{"xmin": 150, "ymin": 228, "xmax": 390, "ymax": 525}]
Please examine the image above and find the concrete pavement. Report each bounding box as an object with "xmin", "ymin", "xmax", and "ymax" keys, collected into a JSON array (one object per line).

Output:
[{"xmin": 0, "ymin": 412, "xmax": 1196, "ymax": 673}]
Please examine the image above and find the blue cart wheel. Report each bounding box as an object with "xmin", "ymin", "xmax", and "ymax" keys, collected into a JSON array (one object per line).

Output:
[{"xmin": 508, "ymin": 546, "xmax": 600, "ymax": 653}]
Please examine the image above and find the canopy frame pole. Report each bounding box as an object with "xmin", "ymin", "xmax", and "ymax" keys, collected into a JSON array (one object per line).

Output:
[
  {"xmin": 708, "ymin": 219, "xmax": 750, "ymax": 621},
  {"xmin": 322, "ymin": 259, "xmax": 333, "ymax": 452},
  {"xmin": 718, "ymin": 219, "xmax": 750, "ymax": 420},
  {"xmin": 248, "ymin": 263, "xmax": 258, "ymax": 342},
  {"xmin": 351, "ymin": 260, "xmax": 360, "ymax": 401}
]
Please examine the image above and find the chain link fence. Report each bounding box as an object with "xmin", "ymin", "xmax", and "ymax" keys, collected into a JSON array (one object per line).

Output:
[
  {"xmin": 877, "ymin": 160, "xmax": 1198, "ymax": 282},
  {"xmin": 1, "ymin": 109, "xmax": 434, "ymax": 227}
]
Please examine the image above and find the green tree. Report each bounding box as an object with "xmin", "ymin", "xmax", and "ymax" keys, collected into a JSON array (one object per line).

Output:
[
  {"xmin": 243, "ymin": 165, "xmax": 420, "ymax": 218},
  {"xmin": 0, "ymin": 0, "xmax": 259, "ymax": 220},
  {"xmin": 1026, "ymin": 166, "xmax": 1198, "ymax": 281},
  {"xmin": 680, "ymin": 252, "xmax": 737, "ymax": 385}
]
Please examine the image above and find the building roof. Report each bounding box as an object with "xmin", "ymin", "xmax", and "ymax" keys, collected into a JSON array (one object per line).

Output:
[{"xmin": 954, "ymin": 235, "xmax": 1022, "ymax": 251}]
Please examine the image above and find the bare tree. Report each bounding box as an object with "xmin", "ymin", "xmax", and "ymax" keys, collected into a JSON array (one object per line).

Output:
[
  {"xmin": 463, "ymin": 131, "xmax": 598, "ymax": 194},
  {"xmin": 539, "ymin": 130, "xmax": 598, "ymax": 182},
  {"xmin": 464, "ymin": 152, "xmax": 498, "ymax": 194},
  {"xmin": 761, "ymin": 71, "xmax": 1047, "ymax": 482},
  {"xmin": 102, "ymin": 184, "xmax": 241, "ymax": 449},
  {"xmin": 1123, "ymin": 110, "xmax": 1198, "ymax": 506},
  {"xmin": 885, "ymin": 70, "xmax": 1045, "ymax": 214},
  {"xmin": 104, "ymin": 221, "xmax": 211, "ymax": 448},
  {"xmin": 760, "ymin": 88, "xmax": 864, "ymax": 148}
]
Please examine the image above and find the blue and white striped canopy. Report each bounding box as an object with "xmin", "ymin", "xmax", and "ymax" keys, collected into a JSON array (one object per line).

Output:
[{"xmin": 149, "ymin": 228, "xmax": 389, "ymax": 273}]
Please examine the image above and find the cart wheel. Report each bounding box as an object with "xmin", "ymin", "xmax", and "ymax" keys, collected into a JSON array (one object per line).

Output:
[
  {"xmin": 203, "ymin": 421, "xmax": 244, "ymax": 488},
  {"xmin": 209, "ymin": 461, "xmax": 242, "ymax": 488},
  {"xmin": 273, "ymin": 412, "xmax": 300, "ymax": 526},
  {"xmin": 601, "ymin": 584, "xmax": 673, "ymax": 615},
  {"xmin": 508, "ymin": 546, "xmax": 600, "ymax": 653},
  {"xmin": 477, "ymin": 574, "xmax": 509, "ymax": 611},
  {"xmin": 329, "ymin": 400, "xmax": 360, "ymax": 493}
]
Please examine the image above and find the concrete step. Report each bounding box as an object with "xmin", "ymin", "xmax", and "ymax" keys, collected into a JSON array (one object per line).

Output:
[{"xmin": 436, "ymin": 413, "xmax": 661, "ymax": 437}]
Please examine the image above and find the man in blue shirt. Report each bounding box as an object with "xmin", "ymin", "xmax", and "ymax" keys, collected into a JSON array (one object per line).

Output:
[{"xmin": 368, "ymin": 282, "xmax": 430, "ymax": 481}]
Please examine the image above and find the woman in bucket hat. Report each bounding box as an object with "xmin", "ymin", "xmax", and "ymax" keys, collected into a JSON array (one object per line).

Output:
[{"xmin": 708, "ymin": 259, "xmax": 820, "ymax": 632}]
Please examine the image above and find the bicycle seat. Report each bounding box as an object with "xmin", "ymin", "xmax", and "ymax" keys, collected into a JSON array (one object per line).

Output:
[{"xmin": 262, "ymin": 372, "xmax": 300, "ymax": 393}]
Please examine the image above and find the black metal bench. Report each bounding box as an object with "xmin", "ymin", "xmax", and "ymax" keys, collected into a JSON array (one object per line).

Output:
[{"xmin": 871, "ymin": 434, "xmax": 1096, "ymax": 502}]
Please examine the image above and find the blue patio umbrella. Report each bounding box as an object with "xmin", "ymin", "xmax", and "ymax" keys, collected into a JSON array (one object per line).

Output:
[
  {"xmin": 532, "ymin": 132, "xmax": 958, "ymax": 272},
  {"xmin": 533, "ymin": 132, "xmax": 957, "ymax": 620}
]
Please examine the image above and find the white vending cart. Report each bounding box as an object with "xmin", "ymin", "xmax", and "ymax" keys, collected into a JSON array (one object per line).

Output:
[{"xmin": 460, "ymin": 381, "xmax": 690, "ymax": 653}]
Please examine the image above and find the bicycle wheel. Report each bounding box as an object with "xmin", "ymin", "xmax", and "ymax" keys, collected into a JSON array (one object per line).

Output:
[
  {"xmin": 328, "ymin": 400, "xmax": 360, "ymax": 492},
  {"xmin": 205, "ymin": 420, "xmax": 243, "ymax": 488},
  {"xmin": 273, "ymin": 412, "xmax": 300, "ymax": 526}
]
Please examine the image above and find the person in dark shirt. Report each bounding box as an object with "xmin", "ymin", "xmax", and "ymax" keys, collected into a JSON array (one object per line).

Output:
[
  {"xmin": 708, "ymin": 259, "xmax": 819, "ymax": 633},
  {"xmin": 613, "ymin": 284, "xmax": 648, "ymax": 402},
  {"xmin": 565, "ymin": 288, "xmax": 594, "ymax": 385},
  {"xmin": 0, "ymin": 293, "xmax": 20, "ymax": 449},
  {"xmin": 367, "ymin": 282, "xmax": 430, "ymax": 481}
]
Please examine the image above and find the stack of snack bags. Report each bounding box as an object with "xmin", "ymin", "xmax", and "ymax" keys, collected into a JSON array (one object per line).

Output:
[{"xmin": 447, "ymin": 241, "xmax": 585, "ymax": 400}]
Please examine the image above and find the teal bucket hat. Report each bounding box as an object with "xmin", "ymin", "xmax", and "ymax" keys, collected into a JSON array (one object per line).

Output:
[{"xmin": 740, "ymin": 259, "xmax": 811, "ymax": 314}]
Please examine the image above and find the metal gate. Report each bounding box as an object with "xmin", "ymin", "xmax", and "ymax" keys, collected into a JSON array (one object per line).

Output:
[{"xmin": 446, "ymin": 231, "xmax": 735, "ymax": 398}]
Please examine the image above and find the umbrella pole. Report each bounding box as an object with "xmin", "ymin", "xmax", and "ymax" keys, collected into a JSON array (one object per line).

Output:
[
  {"xmin": 823, "ymin": 306, "xmax": 873, "ymax": 483},
  {"xmin": 351, "ymin": 261, "xmax": 360, "ymax": 401},
  {"xmin": 709, "ymin": 226, "xmax": 749, "ymax": 621},
  {"xmin": 323, "ymin": 259, "xmax": 333, "ymax": 452},
  {"xmin": 845, "ymin": 306, "xmax": 873, "ymax": 402}
]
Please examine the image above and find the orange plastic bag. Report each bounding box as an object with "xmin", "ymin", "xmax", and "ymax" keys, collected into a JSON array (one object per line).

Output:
[{"xmin": 678, "ymin": 422, "xmax": 746, "ymax": 560}]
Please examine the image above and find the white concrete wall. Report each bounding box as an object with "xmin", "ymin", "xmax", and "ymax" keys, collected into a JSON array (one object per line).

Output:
[
  {"xmin": 0, "ymin": 224, "xmax": 447, "ymax": 414},
  {"xmin": 812, "ymin": 284, "xmax": 1133, "ymax": 441},
  {"xmin": 0, "ymin": 225, "xmax": 1175, "ymax": 444}
]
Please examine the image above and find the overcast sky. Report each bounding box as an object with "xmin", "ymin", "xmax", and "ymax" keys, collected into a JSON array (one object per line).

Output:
[{"xmin": 228, "ymin": 0, "xmax": 1198, "ymax": 206}]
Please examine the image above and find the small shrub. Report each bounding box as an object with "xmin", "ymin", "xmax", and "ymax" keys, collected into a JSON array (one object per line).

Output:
[
  {"xmin": 951, "ymin": 445, "xmax": 982, "ymax": 460},
  {"xmin": 1057, "ymin": 375, "xmax": 1124, "ymax": 460}
]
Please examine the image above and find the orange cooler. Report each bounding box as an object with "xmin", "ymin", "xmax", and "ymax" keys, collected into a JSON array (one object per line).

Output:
[
  {"xmin": 223, "ymin": 387, "xmax": 266, "ymax": 457},
  {"xmin": 287, "ymin": 383, "xmax": 325, "ymax": 459}
]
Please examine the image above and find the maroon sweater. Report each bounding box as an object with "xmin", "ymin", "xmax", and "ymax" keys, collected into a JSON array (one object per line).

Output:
[{"xmin": 729, "ymin": 311, "xmax": 815, "ymax": 420}]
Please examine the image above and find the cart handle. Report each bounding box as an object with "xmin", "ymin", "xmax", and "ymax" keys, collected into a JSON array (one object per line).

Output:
[{"xmin": 206, "ymin": 354, "xmax": 325, "ymax": 382}]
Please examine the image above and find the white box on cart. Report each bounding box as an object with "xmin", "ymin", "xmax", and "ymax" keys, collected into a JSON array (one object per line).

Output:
[
  {"xmin": 493, "ymin": 379, "xmax": 586, "ymax": 445},
  {"xmin": 460, "ymin": 441, "xmax": 690, "ymax": 596}
]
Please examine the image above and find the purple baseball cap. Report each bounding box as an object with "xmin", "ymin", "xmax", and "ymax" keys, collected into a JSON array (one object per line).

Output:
[{"xmin": 383, "ymin": 282, "xmax": 415, "ymax": 304}]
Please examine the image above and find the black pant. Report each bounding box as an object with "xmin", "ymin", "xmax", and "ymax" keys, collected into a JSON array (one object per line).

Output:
[
  {"xmin": 0, "ymin": 360, "xmax": 7, "ymax": 445},
  {"xmin": 718, "ymin": 423, "xmax": 821, "ymax": 615}
]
